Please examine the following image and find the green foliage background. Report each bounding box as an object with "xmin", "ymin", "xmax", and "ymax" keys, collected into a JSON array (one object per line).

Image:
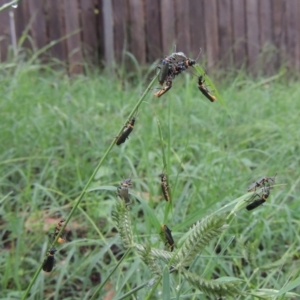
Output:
[{"xmin": 1, "ymin": 61, "xmax": 300, "ymax": 299}]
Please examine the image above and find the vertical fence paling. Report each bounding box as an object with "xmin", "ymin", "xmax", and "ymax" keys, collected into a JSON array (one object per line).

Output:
[
  {"xmin": 272, "ymin": 0, "xmax": 285, "ymax": 71},
  {"xmin": 245, "ymin": 0, "xmax": 260, "ymax": 74},
  {"xmin": 112, "ymin": 0, "xmax": 127, "ymax": 65},
  {"xmin": 258, "ymin": 0, "xmax": 273, "ymax": 75},
  {"xmin": 47, "ymin": 0, "xmax": 66, "ymax": 62},
  {"xmin": 231, "ymin": 0, "xmax": 246, "ymax": 69},
  {"xmin": 218, "ymin": 0, "xmax": 233, "ymax": 68},
  {"xmin": 204, "ymin": 0, "xmax": 219, "ymax": 69},
  {"xmin": 79, "ymin": 0, "xmax": 98, "ymax": 65},
  {"xmin": 160, "ymin": 0, "xmax": 175, "ymax": 55},
  {"xmin": 27, "ymin": 0, "xmax": 47, "ymax": 52},
  {"xmin": 128, "ymin": 0, "xmax": 146, "ymax": 64},
  {"xmin": 0, "ymin": 0, "xmax": 299, "ymax": 73},
  {"xmin": 174, "ymin": 0, "xmax": 191, "ymax": 55},
  {"xmin": 63, "ymin": 0, "xmax": 83, "ymax": 74},
  {"xmin": 144, "ymin": 0, "xmax": 161, "ymax": 62},
  {"xmin": 188, "ymin": 0, "xmax": 206, "ymax": 60},
  {"xmin": 0, "ymin": 0, "xmax": 10, "ymax": 60},
  {"xmin": 103, "ymin": 0, "xmax": 114, "ymax": 67}
]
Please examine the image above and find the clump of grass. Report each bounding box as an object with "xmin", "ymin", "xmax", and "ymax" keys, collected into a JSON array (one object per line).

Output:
[
  {"xmin": 2, "ymin": 49, "xmax": 300, "ymax": 299},
  {"xmin": 20, "ymin": 70, "xmax": 158, "ymax": 299},
  {"xmin": 182, "ymin": 271, "xmax": 242, "ymax": 298},
  {"xmin": 138, "ymin": 244, "xmax": 162, "ymax": 275},
  {"xmin": 176, "ymin": 214, "xmax": 229, "ymax": 268},
  {"xmin": 19, "ymin": 52, "xmax": 243, "ymax": 298},
  {"xmin": 112, "ymin": 200, "xmax": 134, "ymax": 248}
]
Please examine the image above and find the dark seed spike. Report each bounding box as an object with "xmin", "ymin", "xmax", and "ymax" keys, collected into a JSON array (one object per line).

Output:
[{"xmin": 117, "ymin": 186, "xmax": 131, "ymax": 204}]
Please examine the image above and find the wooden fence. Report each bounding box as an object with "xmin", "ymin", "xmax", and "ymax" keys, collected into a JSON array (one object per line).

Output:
[{"xmin": 0, "ymin": 0, "xmax": 299, "ymax": 74}]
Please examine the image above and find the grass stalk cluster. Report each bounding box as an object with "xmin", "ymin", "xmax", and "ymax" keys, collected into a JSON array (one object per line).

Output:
[{"xmin": 1, "ymin": 53, "xmax": 300, "ymax": 299}]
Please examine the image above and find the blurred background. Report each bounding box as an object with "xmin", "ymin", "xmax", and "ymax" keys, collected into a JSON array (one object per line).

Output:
[
  {"xmin": 0, "ymin": 0, "xmax": 299, "ymax": 75},
  {"xmin": 1, "ymin": 1, "xmax": 300, "ymax": 299}
]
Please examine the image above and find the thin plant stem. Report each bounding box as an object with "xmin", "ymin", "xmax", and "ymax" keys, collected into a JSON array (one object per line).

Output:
[
  {"xmin": 9, "ymin": 10, "xmax": 17, "ymax": 56},
  {"xmin": 157, "ymin": 117, "xmax": 167, "ymax": 169},
  {"xmin": 117, "ymin": 276, "xmax": 160, "ymax": 300},
  {"xmin": 21, "ymin": 74, "xmax": 158, "ymax": 300},
  {"xmin": 90, "ymin": 248, "xmax": 131, "ymax": 300},
  {"xmin": 145, "ymin": 276, "xmax": 162, "ymax": 300},
  {"xmin": 0, "ymin": 0, "xmax": 21, "ymax": 12}
]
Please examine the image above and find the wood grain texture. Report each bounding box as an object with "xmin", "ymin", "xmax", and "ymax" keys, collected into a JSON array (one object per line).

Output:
[
  {"xmin": 95, "ymin": 0, "xmax": 104, "ymax": 65},
  {"xmin": 232, "ymin": 0, "xmax": 247, "ymax": 68},
  {"xmin": 174, "ymin": 0, "xmax": 190, "ymax": 54},
  {"xmin": 160, "ymin": 0, "xmax": 175, "ymax": 55},
  {"xmin": 47, "ymin": 0, "xmax": 67, "ymax": 61},
  {"xmin": 0, "ymin": 0, "xmax": 299, "ymax": 73},
  {"xmin": 204, "ymin": 0, "xmax": 219, "ymax": 69},
  {"xmin": 272, "ymin": 0, "xmax": 286, "ymax": 70},
  {"xmin": 102, "ymin": 0, "xmax": 114, "ymax": 66},
  {"xmin": 0, "ymin": 0, "xmax": 11, "ymax": 61},
  {"xmin": 245, "ymin": 0, "xmax": 259, "ymax": 73},
  {"xmin": 285, "ymin": 0, "xmax": 298, "ymax": 71},
  {"xmin": 79, "ymin": 0, "xmax": 98, "ymax": 63},
  {"xmin": 258, "ymin": 0, "xmax": 273, "ymax": 74},
  {"xmin": 63, "ymin": 0, "xmax": 83, "ymax": 74},
  {"xmin": 27, "ymin": 0, "xmax": 47, "ymax": 51},
  {"xmin": 218, "ymin": 0, "xmax": 233, "ymax": 68},
  {"xmin": 128, "ymin": 0, "xmax": 146, "ymax": 64},
  {"xmin": 188, "ymin": 0, "xmax": 205, "ymax": 60},
  {"xmin": 14, "ymin": 0, "xmax": 31, "ymax": 50},
  {"xmin": 259, "ymin": 0, "xmax": 272, "ymax": 47},
  {"xmin": 295, "ymin": 1, "xmax": 300, "ymax": 71},
  {"xmin": 112, "ymin": 0, "xmax": 128, "ymax": 64},
  {"xmin": 145, "ymin": 0, "xmax": 162, "ymax": 62}
]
